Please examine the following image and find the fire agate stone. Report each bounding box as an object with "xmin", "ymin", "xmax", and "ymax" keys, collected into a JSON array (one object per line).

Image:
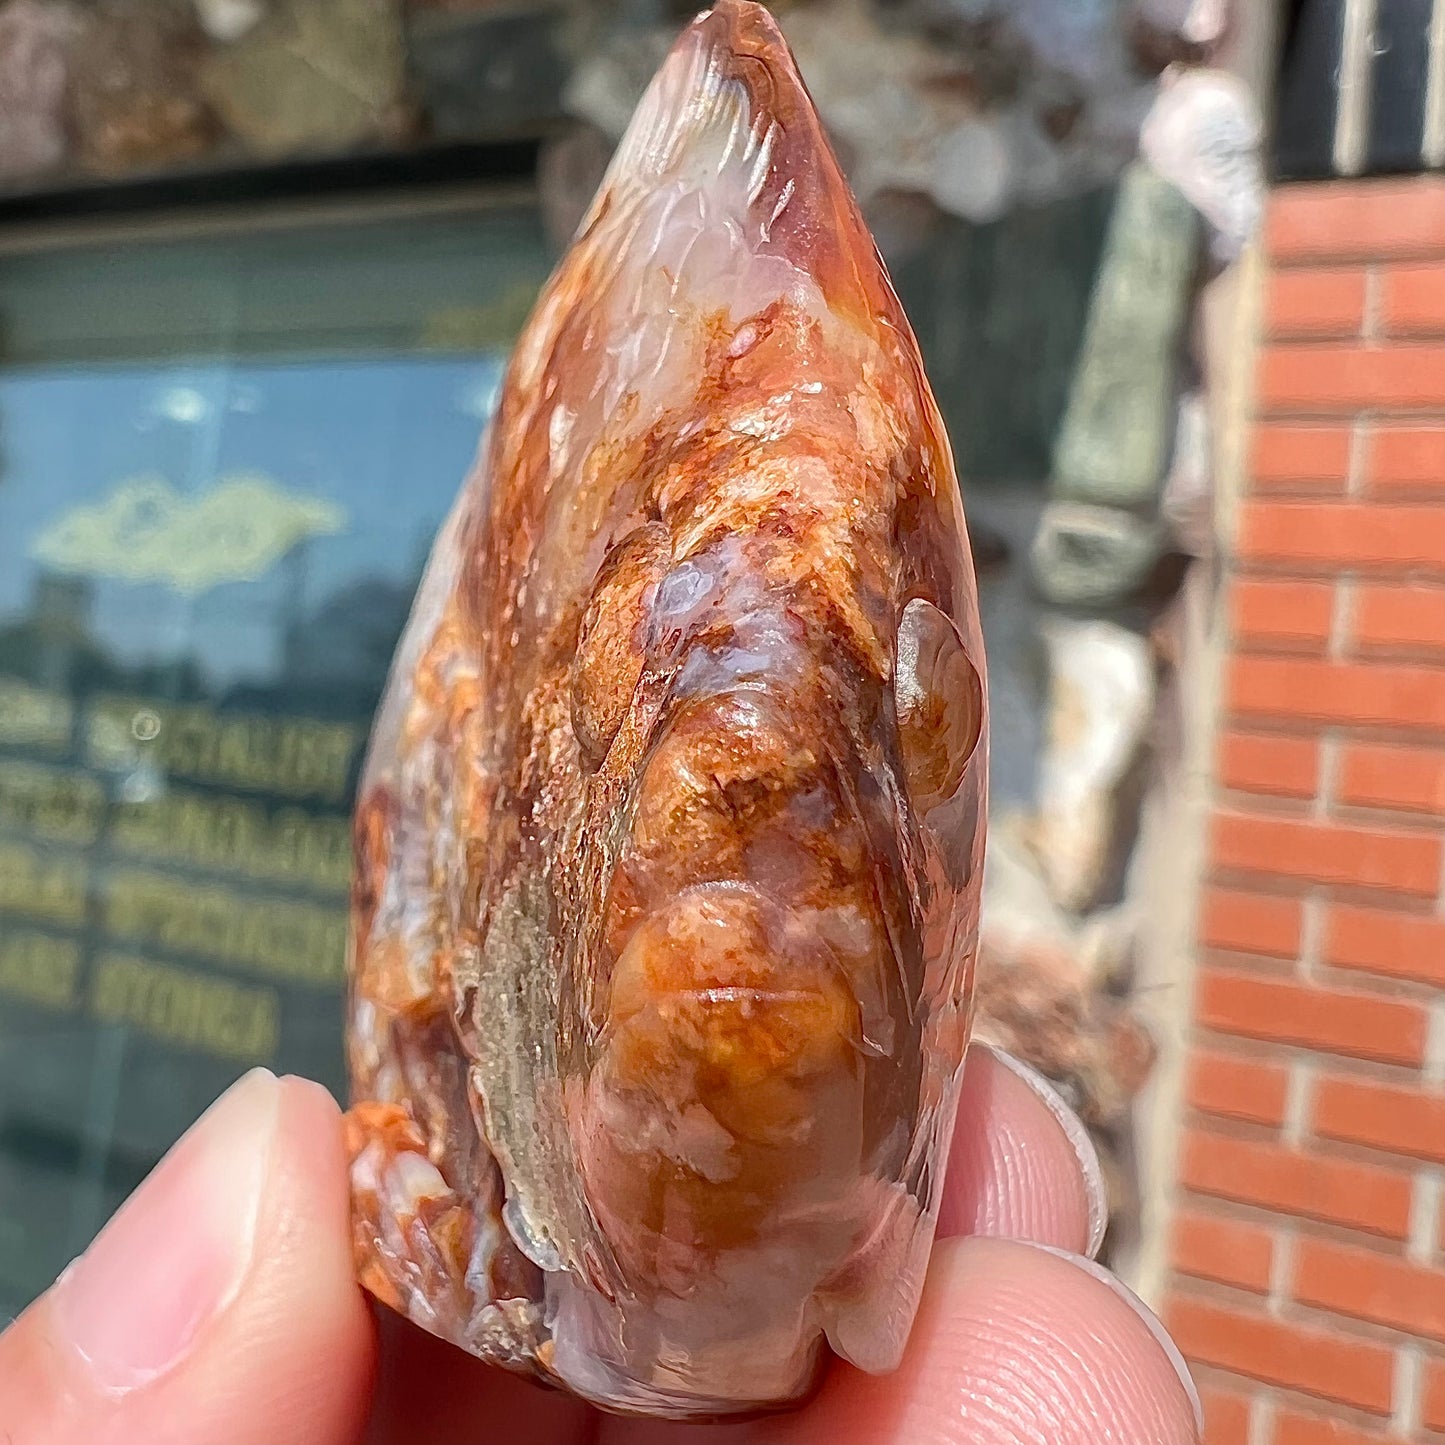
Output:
[{"xmin": 345, "ymin": 0, "xmax": 989, "ymax": 1418}]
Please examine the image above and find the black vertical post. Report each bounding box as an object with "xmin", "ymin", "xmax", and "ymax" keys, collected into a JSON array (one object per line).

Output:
[
  {"xmin": 1273, "ymin": 0, "xmax": 1350, "ymax": 180},
  {"xmin": 1367, "ymin": 0, "xmax": 1434, "ymax": 172}
]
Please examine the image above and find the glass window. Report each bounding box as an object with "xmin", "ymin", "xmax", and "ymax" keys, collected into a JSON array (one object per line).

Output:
[{"xmin": 0, "ymin": 199, "xmax": 549, "ymax": 1318}]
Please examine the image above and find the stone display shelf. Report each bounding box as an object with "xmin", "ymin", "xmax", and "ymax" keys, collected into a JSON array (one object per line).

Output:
[{"xmin": 0, "ymin": 0, "xmax": 572, "ymax": 206}]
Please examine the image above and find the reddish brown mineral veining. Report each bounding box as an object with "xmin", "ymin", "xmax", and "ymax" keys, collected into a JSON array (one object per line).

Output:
[{"xmin": 345, "ymin": 0, "xmax": 988, "ymax": 1418}]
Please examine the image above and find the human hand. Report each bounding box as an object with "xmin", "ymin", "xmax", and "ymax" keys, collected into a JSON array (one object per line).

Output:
[{"xmin": 1, "ymin": 1049, "xmax": 1201, "ymax": 1445}]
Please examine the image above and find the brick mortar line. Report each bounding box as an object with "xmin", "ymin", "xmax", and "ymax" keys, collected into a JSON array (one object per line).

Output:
[
  {"xmin": 1209, "ymin": 940, "xmax": 1444, "ymax": 994},
  {"xmin": 1173, "ymin": 1180, "xmax": 1403, "ymax": 1220},
  {"xmin": 1362, "ymin": 266, "xmax": 1383, "ymax": 347},
  {"xmin": 1313, "ymin": 968, "xmax": 1445, "ymax": 1014},
  {"xmin": 1272, "ymin": 1295, "xmax": 1445, "ymax": 1352},
  {"xmin": 1260, "ymin": 395, "xmax": 1445, "ymax": 407},
  {"xmin": 1283, "ymin": 1060, "xmax": 1314, "ymax": 1146},
  {"xmin": 1212, "ymin": 721, "xmax": 1445, "ymax": 750},
  {"xmin": 1370, "ymin": 487, "xmax": 1445, "ymax": 504},
  {"xmin": 1235, "ymin": 575, "xmax": 1445, "ymax": 597},
  {"xmin": 1425, "ymin": 1002, "xmax": 1445, "ymax": 1088},
  {"xmin": 1248, "ymin": 1392, "xmax": 1276, "ymax": 1445},
  {"xmin": 1261, "ymin": 338, "xmax": 1445, "ymax": 350},
  {"xmin": 1173, "ymin": 1260, "xmax": 1280, "ymax": 1303},
  {"xmin": 1350, "ymin": 408, "xmax": 1371, "ymax": 498},
  {"xmin": 1173, "ymin": 1294, "xmax": 1410, "ymax": 1416},
  {"xmin": 1301, "ymin": 1134, "xmax": 1445, "ymax": 1183},
  {"xmin": 1193, "ymin": 1151, "xmax": 1445, "ymax": 1207},
  {"xmin": 1200, "ymin": 946, "xmax": 1445, "ymax": 994},
  {"xmin": 1239, "ymin": 500, "xmax": 1445, "ymax": 514},
  {"xmin": 1410, "ymin": 1170, "xmax": 1444, "ymax": 1264},
  {"xmin": 1395, "ymin": 1344, "xmax": 1424, "ymax": 1435},
  {"xmin": 1173, "ymin": 1219, "xmax": 1410, "ymax": 1277},
  {"xmin": 1185, "ymin": 1025, "xmax": 1430, "ymax": 1080},
  {"xmin": 1216, "ymin": 788, "xmax": 1445, "ymax": 821},
  {"xmin": 1217, "ymin": 786, "xmax": 1322, "ymax": 813},
  {"xmin": 1268, "ymin": 1229, "xmax": 1296, "ymax": 1317},
  {"xmin": 1270, "ymin": 256, "xmax": 1445, "ymax": 271},
  {"xmin": 1299, "ymin": 891, "xmax": 1324, "ymax": 982},
  {"xmin": 1330, "ymin": 571, "xmax": 1356, "ymax": 661},
  {"xmin": 1182, "ymin": 1148, "xmax": 1419, "ymax": 1205},
  {"xmin": 1261, "ymin": 407, "xmax": 1445, "ymax": 426},
  {"xmin": 1187, "ymin": 1052, "xmax": 1427, "ymax": 1104},
  {"xmin": 1236, "ymin": 566, "xmax": 1445, "ymax": 583},
  {"xmin": 1189, "ymin": 1039, "xmax": 1445, "ymax": 1091},
  {"xmin": 1315, "ymin": 733, "xmax": 1342, "ymax": 819},
  {"xmin": 1331, "ymin": 802, "xmax": 1445, "ymax": 835},
  {"xmin": 1194, "ymin": 1367, "xmax": 1418, "ymax": 1445},
  {"xmin": 1213, "ymin": 779, "xmax": 1434, "ymax": 808},
  {"xmin": 1212, "ymin": 791, "xmax": 1319, "ymax": 821}
]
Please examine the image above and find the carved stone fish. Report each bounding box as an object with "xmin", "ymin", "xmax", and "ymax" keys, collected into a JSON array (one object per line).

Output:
[{"xmin": 345, "ymin": 0, "xmax": 988, "ymax": 1419}]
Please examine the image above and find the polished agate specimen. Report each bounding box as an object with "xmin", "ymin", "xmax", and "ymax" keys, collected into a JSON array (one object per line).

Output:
[{"xmin": 345, "ymin": 0, "xmax": 988, "ymax": 1419}]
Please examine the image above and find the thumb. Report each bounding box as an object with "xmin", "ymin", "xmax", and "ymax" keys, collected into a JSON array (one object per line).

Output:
[{"xmin": 0, "ymin": 1070, "xmax": 376, "ymax": 1445}]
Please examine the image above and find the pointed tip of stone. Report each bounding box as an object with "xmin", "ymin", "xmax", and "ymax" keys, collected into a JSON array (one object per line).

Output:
[
  {"xmin": 585, "ymin": 0, "xmax": 888, "ymax": 324},
  {"xmin": 599, "ymin": 0, "xmax": 811, "ymax": 197}
]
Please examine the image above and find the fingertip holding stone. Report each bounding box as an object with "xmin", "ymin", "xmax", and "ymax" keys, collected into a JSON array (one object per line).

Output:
[
  {"xmin": 51, "ymin": 1068, "xmax": 281, "ymax": 1396},
  {"xmin": 976, "ymin": 1043, "xmax": 1109, "ymax": 1259},
  {"xmin": 1028, "ymin": 1243, "xmax": 1204, "ymax": 1437}
]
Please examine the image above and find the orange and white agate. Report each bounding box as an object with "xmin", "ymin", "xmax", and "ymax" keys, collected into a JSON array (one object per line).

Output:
[{"xmin": 345, "ymin": 0, "xmax": 988, "ymax": 1418}]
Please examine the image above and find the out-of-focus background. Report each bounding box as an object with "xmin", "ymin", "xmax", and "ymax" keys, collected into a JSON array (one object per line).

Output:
[{"xmin": 0, "ymin": 0, "xmax": 1440, "ymax": 1437}]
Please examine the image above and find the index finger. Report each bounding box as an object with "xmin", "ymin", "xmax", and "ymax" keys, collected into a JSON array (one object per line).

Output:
[
  {"xmin": 0, "ymin": 1072, "xmax": 375, "ymax": 1445},
  {"xmin": 939, "ymin": 1042, "xmax": 1109, "ymax": 1255}
]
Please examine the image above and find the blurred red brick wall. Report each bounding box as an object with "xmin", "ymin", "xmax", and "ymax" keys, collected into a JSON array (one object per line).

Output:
[{"xmin": 1163, "ymin": 178, "xmax": 1445, "ymax": 1443}]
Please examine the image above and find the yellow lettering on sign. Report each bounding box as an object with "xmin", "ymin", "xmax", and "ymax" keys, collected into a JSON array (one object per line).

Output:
[
  {"xmin": 0, "ymin": 761, "xmax": 103, "ymax": 845},
  {"xmin": 104, "ymin": 868, "xmax": 346, "ymax": 986},
  {"xmin": 110, "ymin": 788, "xmax": 351, "ymax": 895},
  {"xmin": 0, "ymin": 841, "xmax": 88, "ymax": 926},
  {"xmin": 0, "ymin": 931, "xmax": 80, "ymax": 1009},
  {"xmin": 90, "ymin": 953, "xmax": 281, "ymax": 1064},
  {"xmin": 0, "ymin": 679, "xmax": 72, "ymax": 752},
  {"xmin": 31, "ymin": 474, "xmax": 345, "ymax": 595},
  {"xmin": 86, "ymin": 696, "xmax": 359, "ymax": 803}
]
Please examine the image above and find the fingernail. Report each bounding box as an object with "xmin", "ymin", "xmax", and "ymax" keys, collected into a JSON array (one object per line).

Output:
[
  {"xmin": 977, "ymin": 1043, "xmax": 1109, "ymax": 1258},
  {"xmin": 1028, "ymin": 1244, "xmax": 1204, "ymax": 1436},
  {"xmin": 53, "ymin": 1068, "xmax": 281, "ymax": 1394}
]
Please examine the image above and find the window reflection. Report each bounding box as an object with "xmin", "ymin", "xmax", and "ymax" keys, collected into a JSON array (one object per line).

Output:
[{"xmin": 0, "ymin": 203, "xmax": 547, "ymax": 1316}]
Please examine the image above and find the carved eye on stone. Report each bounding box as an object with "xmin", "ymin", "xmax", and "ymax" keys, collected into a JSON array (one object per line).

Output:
[
  {"xmin": 572, "ymin": 522, "xmax": 672, "ymax": 765},
  {"xmin": 894, "ymin": 597, "xmax": 983, "ymax": 814}
]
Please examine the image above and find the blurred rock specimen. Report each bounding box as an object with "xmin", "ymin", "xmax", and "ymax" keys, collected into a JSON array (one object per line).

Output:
[
  {"xmin": 0, "ymin": 0, "xmax": 78, "ymax": 182},
  {"xmin": 1132, "ymin": 0, "xmax": 1229, "ymax": 49},
  {"xmin": 67, "ymin": 0, "xmax": 217, "ymax": 175},
  {"xmin": 1142, "ymin": 67, "xmax": 1263, "ymax": 260},
  {"xmin": 1161, "ymin": 390, "xmax": 1212, "ymax": 556},
  {"xmin": 972, "ymin": 817, "xmax": 1155, "ymax": 1225},
  {"xmin": 1051, "ymin": 163, "xmax": 1200, "ymax": 511},
  {"xmin": 1031, "ymin": 503, "xmax": 1169, "ymax": 609},
  {"xmin": 201, "ymin": 0, "xmax": 407, "ymax": 156},
  {"xmin": 559, "ymin": 0, "xmax": 1236, "ymax": 237},
  {"xmin": 407, "ymin": 1, "xmax": 567, "ymax": 139},
  {"xmin": 192, "ymin": 0, "xmax": 266, "ymax": 43},
  {"xmin": 1030, "ymin": 159, "xmax": 1200, "ymax": 618},
  {"xmin": 1029, "ymin": 620, "xmax": 1155, "ymax": 913}
]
